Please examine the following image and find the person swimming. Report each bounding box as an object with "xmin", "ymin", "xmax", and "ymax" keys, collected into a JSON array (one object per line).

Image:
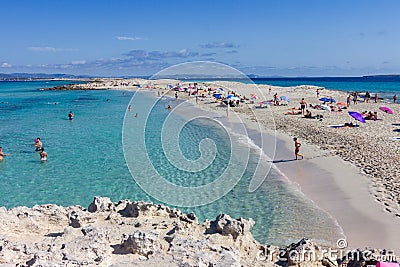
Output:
[
  {"xmin": 0, "ymin": 147, "xmax": 9, "ymax": 161},
  {"xmin": 167, "ymin": 105, "xmax": 172, "ymax": 110},
  {"xmin": 68, "ymin": 111, "xmax": 74, "ymax": 120}
]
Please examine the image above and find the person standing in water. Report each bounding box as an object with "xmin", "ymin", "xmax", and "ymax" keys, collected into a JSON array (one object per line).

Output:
[
  {"xmin": 293, "ymin": 137, "xmax": 304, "ymax": 160},
  {"xmin": 0, "ymin": 147, "xmax": 9, "ymax": 161},
  {"xmin": 34, "ymin": 137, "xmax": 42, "ymax": 151},
  {"xmin": 68, "ymin": 111, "xmax": 74, "ymax": 120},
  {"xmin": 39, "ymin": 147, "xmax": 48, "ymax": 162}
]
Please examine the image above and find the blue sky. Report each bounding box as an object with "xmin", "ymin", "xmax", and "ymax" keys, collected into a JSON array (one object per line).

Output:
[{"xmin": 1, "ymin": 0, "xmax": 399, "ymax": 77}]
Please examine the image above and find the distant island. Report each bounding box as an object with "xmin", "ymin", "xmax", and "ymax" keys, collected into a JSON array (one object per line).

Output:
[{"xmin": 1, "ymin": 72, "xmax": 400, "ymax": 81}]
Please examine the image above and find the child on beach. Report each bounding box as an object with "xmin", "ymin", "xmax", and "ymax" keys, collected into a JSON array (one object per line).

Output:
[{"xmin": 293, "ymin": 138, "xmax": 304, "ymax": 160}]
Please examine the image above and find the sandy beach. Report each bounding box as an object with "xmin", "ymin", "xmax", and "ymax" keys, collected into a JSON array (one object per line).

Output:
[{"xmin": 52, "ymin": 78, "xmax": 400, "ymax": 252}]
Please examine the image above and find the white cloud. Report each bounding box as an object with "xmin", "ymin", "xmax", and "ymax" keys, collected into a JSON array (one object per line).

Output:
[
  {"xmin": 1, "ymin": 62, "xmax": 12, "ymax": 68},
  {"xmin": 71, "ymin": 60, "xmax": 87, "ymax": 65},
  {"xmin": 116, "ymin": 36, "xmax": 146, "ymax": 41},
  {"xmin": 200, "ymin": 42, "xmax": 238, "ymax": 49},
  {"xmin": 28, "ymin": 46, "xmax": 77, "ymax": 52}
]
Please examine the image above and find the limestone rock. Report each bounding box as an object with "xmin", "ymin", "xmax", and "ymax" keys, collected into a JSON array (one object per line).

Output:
[
  {"xmin": 88, "ymin": 196, "xmax": 114, "ymax": 213},
  {"xmin": 117, "ymin": 231, "xmax": 161, "ymax": 258}
]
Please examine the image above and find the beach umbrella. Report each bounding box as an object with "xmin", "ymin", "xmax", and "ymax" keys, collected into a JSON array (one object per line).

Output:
[
  {"xmin": 379, "ymin": 106, "xmax": 393, "ymax": 114},
  {"xmin": 319, "ymin": 97, "xmax": 336, "ymax": 103},
  {"xmin": 280, "ymin": 96, "xmax": 290, "ymax": 102},
  {"xmin": 348, "ymin": 111, "xmax": 366, "ymax": 124},
  {"xmin": 213, "ymin": 93, "xmax": 223, "ymax": 99},
  {"xmin": 228, "ymin": 96, "xmax": 240, "ymax": 101},
  {"xmin": 320, "ymin": 104, "xmax": 331, "ymax": 112}
]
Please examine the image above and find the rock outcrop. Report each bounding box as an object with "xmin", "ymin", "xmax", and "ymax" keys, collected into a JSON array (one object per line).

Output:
[{"xmin": 0, "ymin": 197, "xmax": 397, "ymax": 266}]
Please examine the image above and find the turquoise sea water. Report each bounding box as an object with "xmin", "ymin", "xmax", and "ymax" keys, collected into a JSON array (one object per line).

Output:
[{"xmin": 2, "ymin": 78, "xmax": 398, "ymax": 246}]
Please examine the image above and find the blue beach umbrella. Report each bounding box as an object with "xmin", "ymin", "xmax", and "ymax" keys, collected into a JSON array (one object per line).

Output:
[
  {"xmin": 227, "ymin": 96, "xmax": 240, "ymax": 101},
  {"xmin": 319, "ymin": 97, "xmax": 336, "ymax": 103},
  {"xmin": 213, "ymin": 93, "xmax": 223, "ymax": 99}
]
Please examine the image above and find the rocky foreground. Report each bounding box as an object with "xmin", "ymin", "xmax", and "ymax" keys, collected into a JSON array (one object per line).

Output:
[{"xmin": 0, "ymin": 197, "xmax": 396, "ymax": 266}]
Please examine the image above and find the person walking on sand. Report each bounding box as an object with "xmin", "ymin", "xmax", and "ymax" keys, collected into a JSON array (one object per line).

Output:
[
  {"xmin": 0, "ymin": 147, "xmax": 9, "ymax": 161},
  {"xmin": 394, "ymin": 94, "xmax": 397, "ymax": 103},
  {"xmin": 352, "ymin": 93, "xmax": 358, "ymax": 105},
  {"xmin": 374, "ymin": 93, "xmax": 378, "ymax": 103},
  {"xmin": 273, "ymin": 93, "xmax": 279, "ymax": 105},
  {"xmin": 293, "ymin": 138, "xmax": 304, "ymax": 160},
  {"xmin": 300, "ymin": 98, "xmax": 307, "ymax": 115},
  {"xmin": 347, "ymin": 95, "xmax": 351, "ymax": 107},
  {"xmin": 316, "ymin": 89, "xmax": 320, "ymax": 98},
  {"xmin": 175, "ymin": 92, "xmax": 178, "ymax": 102}
]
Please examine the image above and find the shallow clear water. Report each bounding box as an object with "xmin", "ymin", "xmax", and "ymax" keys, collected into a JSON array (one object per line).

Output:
[{"xmin": 0, "ymin": 80, "xmax": 344, "ymax": 246}]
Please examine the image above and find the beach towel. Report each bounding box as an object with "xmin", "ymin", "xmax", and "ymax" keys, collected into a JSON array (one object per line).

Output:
[
  {"xmin": 328, "ymin": 124, "xmax": 359, "ymax": 129},
  {"xmin": 375, "ymin": 261, "xmax": 399, "ymax": 267}
]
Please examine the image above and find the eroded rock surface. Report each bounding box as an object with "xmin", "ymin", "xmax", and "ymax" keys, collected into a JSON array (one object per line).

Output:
[{"xmin": 0, "ymin": 197, "xmax": 395, "ymax": 266}]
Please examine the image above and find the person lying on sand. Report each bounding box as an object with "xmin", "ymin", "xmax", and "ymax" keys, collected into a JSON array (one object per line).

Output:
[
  {"xmin": 309, "ymin": 104, "xmax": 322, "ymax": 110},
  {"xmin": 285, "ymin": 110, "xmax": 302, "ymax": 115},
  {"xmin": 303, "ymin": 110, "xmax": 324, "ymax": 120},
  {"xmin": 364, "ymin": 111, "xmax": 378, "ymax": 121},
  {"xmin": 344, "ymin": 122, "xmax": 357, "ymax": 127},
  {"xmin": 304, "ymin": 109, "xmax": 312, "ymax": 118}
]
